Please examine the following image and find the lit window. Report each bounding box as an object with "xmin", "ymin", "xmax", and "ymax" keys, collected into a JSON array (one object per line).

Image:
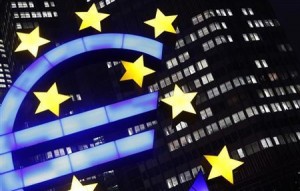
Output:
[
  {"xmin": 14, "ymin": 12, "xmax": 19, "ymax": 18},
  {"xmin": 248, "ymin": 8, "xmax": 254, "ymax": 15},
  {"xmin": 237, "ymin": 148, "xmax": 245, "ymax": 158},
  {"xmin": 44, "ymin": 1, "xmax": 50, "ymax": 7},
  {"xmin": 29, "ymin": 1, "xmax": 34, "ymax": 8},
  {"xmin": 200, "ymin": 107, "xmax": 213, "ymax": 120},
  {"xmin": 50, "ymin": 1, "xmax": 55, "ymax": 7},
  {"xmin": 242, "ymin": 8, "xmax": 248, "ymax": 16},
  {"xmin": 11, "ymin": 2, "xmax": 17, "ymax": 8}
]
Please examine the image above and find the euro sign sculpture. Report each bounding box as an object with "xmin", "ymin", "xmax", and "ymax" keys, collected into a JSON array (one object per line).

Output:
[{"xmin": 0, "ymin": 34, "xmax": 163, "ymax": 191}]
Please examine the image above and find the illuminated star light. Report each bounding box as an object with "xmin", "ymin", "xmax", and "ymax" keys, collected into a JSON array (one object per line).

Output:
[
  {"xmin": 144, "ymin": 8, "xmax": 178, "ymax": 38},
  {"xmin": 161, "ymin": 85, "xmax": 197, "ymax": 118},
  {"xmin": 15, "ymin": 27, "xmax": 50, "ymax": 57},
  {"xmin": 204, "ymin": 146, "xmax": 244, "ymax": 184},
  {"xmin": 120, "ymin": 55, "xmax": 155, "ymax": 87},
  {"xmin": 34, "ymin": 83, "xmax": 71, "ymax": 116},
  {"xmin": 68, "ymin": 176, "xmax": 98, "ymax": 191},
  {"xmin": 76, "ymin": 4, "xmax": 109, "ymax": 31}
]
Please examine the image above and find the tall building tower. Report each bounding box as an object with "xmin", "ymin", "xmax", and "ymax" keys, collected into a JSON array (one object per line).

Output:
[
  {"xmin": 0, "ymin": 0, "xmax": 300, "ymax": 191},
  {"xmin": 0, "ymin": 36, "xmax": 12, "ymax": 101}
]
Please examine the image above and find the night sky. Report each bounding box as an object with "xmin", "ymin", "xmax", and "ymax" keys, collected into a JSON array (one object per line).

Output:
[{"xmin": 269, "ymin": 0, "xmax": 300, "ymax": 60}]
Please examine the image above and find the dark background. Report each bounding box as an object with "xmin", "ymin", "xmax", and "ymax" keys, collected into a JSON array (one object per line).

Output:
[{"xmin": 270, "ymin": 0, "xmax": 300, "ymax": 60}]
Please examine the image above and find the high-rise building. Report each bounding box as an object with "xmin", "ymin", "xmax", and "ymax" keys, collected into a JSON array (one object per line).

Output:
[
  {"xmin": 0, "ymin": 36, "xmax": 12, "ymax": 101},
  {"xmin": 1, "ymin": 0, "xmax": 300, "ymax": 191}
]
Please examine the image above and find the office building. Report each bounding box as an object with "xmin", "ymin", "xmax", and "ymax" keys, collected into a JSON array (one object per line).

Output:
[{"xmin": 0, "ymin": 0, "xmax": 300, "ymax": 190}]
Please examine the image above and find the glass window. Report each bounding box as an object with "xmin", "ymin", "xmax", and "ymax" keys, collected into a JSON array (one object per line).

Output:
[{"xmin": 237, "ymin": 148, "xmax": 245, "ymax": 158}]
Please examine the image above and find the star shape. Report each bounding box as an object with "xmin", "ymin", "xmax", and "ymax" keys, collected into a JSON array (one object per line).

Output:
[
  {"xmin": 120, "ymin": 55, "xmax": 155, "ymax": 87},
  {"xmin": 161, "ymin": 85, "xmax": 197, "ymax": 118},
  {"xmin": 204, "ymin": 146, "xmax": 244, "ymax": 184},
  {"xmin": 144, "ymin": 9, "xmax": 178, "ymax": 38},
  {"xmin": 15, "ymin": 27, "xmax": 50, "ymax": 57},
  {"xmin": 68, "ymin": 176, "xmax": 98, "ymax": 191},
  {"xmin": 34, "ymin": 83, "xmax": 71, "ymax": 116},
  {"xmin": 76, "ymin": 4, "xmax": 109, "ymax": 31}
]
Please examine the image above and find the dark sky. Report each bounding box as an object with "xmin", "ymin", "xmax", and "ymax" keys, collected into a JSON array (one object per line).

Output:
[{"xmin": 269, "ymin": 0, "xmax": 300, "ymax": 60}]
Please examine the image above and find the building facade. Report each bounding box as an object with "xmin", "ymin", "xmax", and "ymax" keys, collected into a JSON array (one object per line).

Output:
[{"xmin": 0, "ymin": 0, "xmax": 300, "ymax": 190}]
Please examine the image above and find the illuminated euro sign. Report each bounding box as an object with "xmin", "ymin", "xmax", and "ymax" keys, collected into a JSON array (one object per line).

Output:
[{"xmin": 0, "ymin": 34, "xmax": 163, "ymax": 191}]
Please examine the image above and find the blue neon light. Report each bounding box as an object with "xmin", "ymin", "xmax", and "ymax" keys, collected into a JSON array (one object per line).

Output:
[
  {"xmin": 0, "ymin": 93, "xmax": 158, "ymax": 156},
  {"xmin": 83, "ymin": 33, "xmax": 123, "ymax": 50},
  {"xmin": 15, "ymin": 120, "xmax": 63, "ymax": 149},
  {"xmin": 0, "ymin": 33, "xmax": 163, "ymax": 136},
  {"xmin": 13, "ymin": 57, "xmax": 53, "ymax": 92},
  {"xmin": 61, "ymin": 107, "xmax": 109, "ymax": 135},
  {"xmin": 0, "ymin": 86, "xmax": 27, "ymax": 135},
  {"xmin": 116, "ymin": 130, "xmax": 155, "ymax": 158},
  {"xmin": 44, "ymin": 39, "xmax": 86, "ymax": 67},
  {"xmin": 0, "ymin": 171, "xmax": 23, "ymax": 191},
  {"xmin": 106, "ymin": 92, "xmax": 158, "ymax": 122},
  {"xmin": 22, "ymin": 156, "xmax": 72, "ymax": 187},
  {"xmin": 0, "ymin": 34, "xmax": 162, "ymax": 191},
  {"xmin": 69, "ymin": 142, "xmax": 119, "ymax": 172},
  {"xmin": 0, "ymin": 153, "xmax": 14, "ymax": 174},
  {"xmin": 123, "ymin": 34, "xmax": 163, "ymax": 59},
  {"xmin": 0, "ymin": 133, "xmax": 16, "ymax": 155},
  {"xmin": 189, "ymin": 171, "xmax": 209, "ymax": 191},
  {"xmin": 0, "ymin": 130, "xmax": 154, "ymax": 190}
]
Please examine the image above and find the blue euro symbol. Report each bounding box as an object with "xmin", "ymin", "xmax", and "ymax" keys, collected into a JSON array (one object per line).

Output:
[{"xmin": 0, "ymin": 34, "xmax": 163, "ymax": 191}]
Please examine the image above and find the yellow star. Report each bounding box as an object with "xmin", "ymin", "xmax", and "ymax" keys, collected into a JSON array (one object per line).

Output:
[
  {"xmin": 15, "ymin": 27, "xmax": 50, "ymax": 57},
  {"xmin": 75, "ymin": 4, "xmax": 109, "ymax": 31},
  {"xmin": 34, "ymin": 83, "xmax": 71, "ymax": 116},
  {"xmin": 161, "ymin": 85, "xmax": 197, "ymax": 118},
  {"xmin": 120, "ymin": 55, "xmax": 155, "ymax": 87},
  {"xmin": 144, "ymin": 9, "xmax": 178, "ymax": 38},
  {"xmin": 68, "ymin": 176, "xmax": 98, "ymax": 191},
  {"xmin": 204, "ymin": 146, "xmax": 244, "ymax": 184}
]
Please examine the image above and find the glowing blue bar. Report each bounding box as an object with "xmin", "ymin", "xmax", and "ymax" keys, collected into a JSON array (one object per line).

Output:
[
  {"xmin": 123, "ymin": 34, "xmax": 163, "ymax": 59},
  {"xmin": 61, "ymin": 107, "xmax": 108, "ymax": 135},
  {"xmin": 116, "ymin": 130, "xmax": 155, "ymax": 158},
  {"xmin": 189, "ymin": 172, "xmax": 209, "ymax": 191},
  {"xmin": 0, "ymin": 133, "xmax": 16, "ymax": 154},
  {"xmin": 0, "ymin": 87, "xmax": 27, "ymax": 136},
  {"xmin": 0, "ymin": 171, "xmax": 23, "ymax": 191},
  {"xmin": 13, "ymin": 56, "xmax": 52, "ymax": 92},
  {"xmin": 0, "ymin": 152, "xmax": 14, "ymax": 173},
  {"xmin": 106, "ymin": 92, "xmax": 158, "ymax": 122},
  {"xmin": 83, "ymin": 33, "xmax": 123, "ymax": 51},
  {"xmin": 69, "ymin": 142, "xmax": 119, "ymax": 172},
  {"xmin": 15, "ymin": 120, "xmax": 63, "ymax": 149},
  {"xmin": 22, "ymin": 156, "xmax": 72, "ymax": 187},
  {"xmin": 44, "ymin": 38, "xmax": 86, "ymax": 67}
]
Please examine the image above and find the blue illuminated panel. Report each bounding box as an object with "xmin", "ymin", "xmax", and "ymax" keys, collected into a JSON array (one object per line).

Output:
[
  {"xmin": 0, "ymin": 87, "xmax": 27, "ymax": 136},
  {"xmin": 116, "ymin": 130, "xmax": 155, "ymax": 158},
  {"xmin": 0, "ymin": 171, "xmax": 24, "ymax": 191},
  {"xmin": 83, "ymin": 33, "xmax": 123, "ymax": 51},
  {"xmin": 0, "ymin": 93, "xmax": 157, "ymax": 156},
  {"xmin": 0, "ymin": 153, "xmax": 14, "ymax": 173},
  {"xmin": 13, "ymin": 56, "xmax": 53, "ymax": 92},
  {"xmin": 0, "ymin": 33, "xmax": 162, "ymax": 191},
  {"xmin": 123, "ymin": 34, "xmax": 163, "ymax": 59},
  {"xmin": 189, "ymin": 171, "xmax": 209, "ymax": 191},
  {"xmin": 69, "ymin": 142, "xmax": 119, "ymax": 172},
  {"xmin": 0, "ymin": 34, "xmax": 163, "ymax": 135},
  {"xmin": 22, "ymin": 156, "xmax": 72, "ymax": 187},
  {"xmin": 15, "ymin": 120, "xmax": 63, "ymax": 149},
  {"xmin": 106, "ymin": 92, "xmax": 158, "ymax": 122},
  {"xmin": 61, "ymin": 107, "xmax": 108, "ymax": 135},
  {"xmin": 0, "ymin": 130, "xmax": 155, "ymax": 191},
  {"xmin": 44, "ymin": 38, "xmax": 86, "ymax": 67},
  {"xmin": 0, "ymin": 133, "xmax": 16, "ymax": 154}
]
